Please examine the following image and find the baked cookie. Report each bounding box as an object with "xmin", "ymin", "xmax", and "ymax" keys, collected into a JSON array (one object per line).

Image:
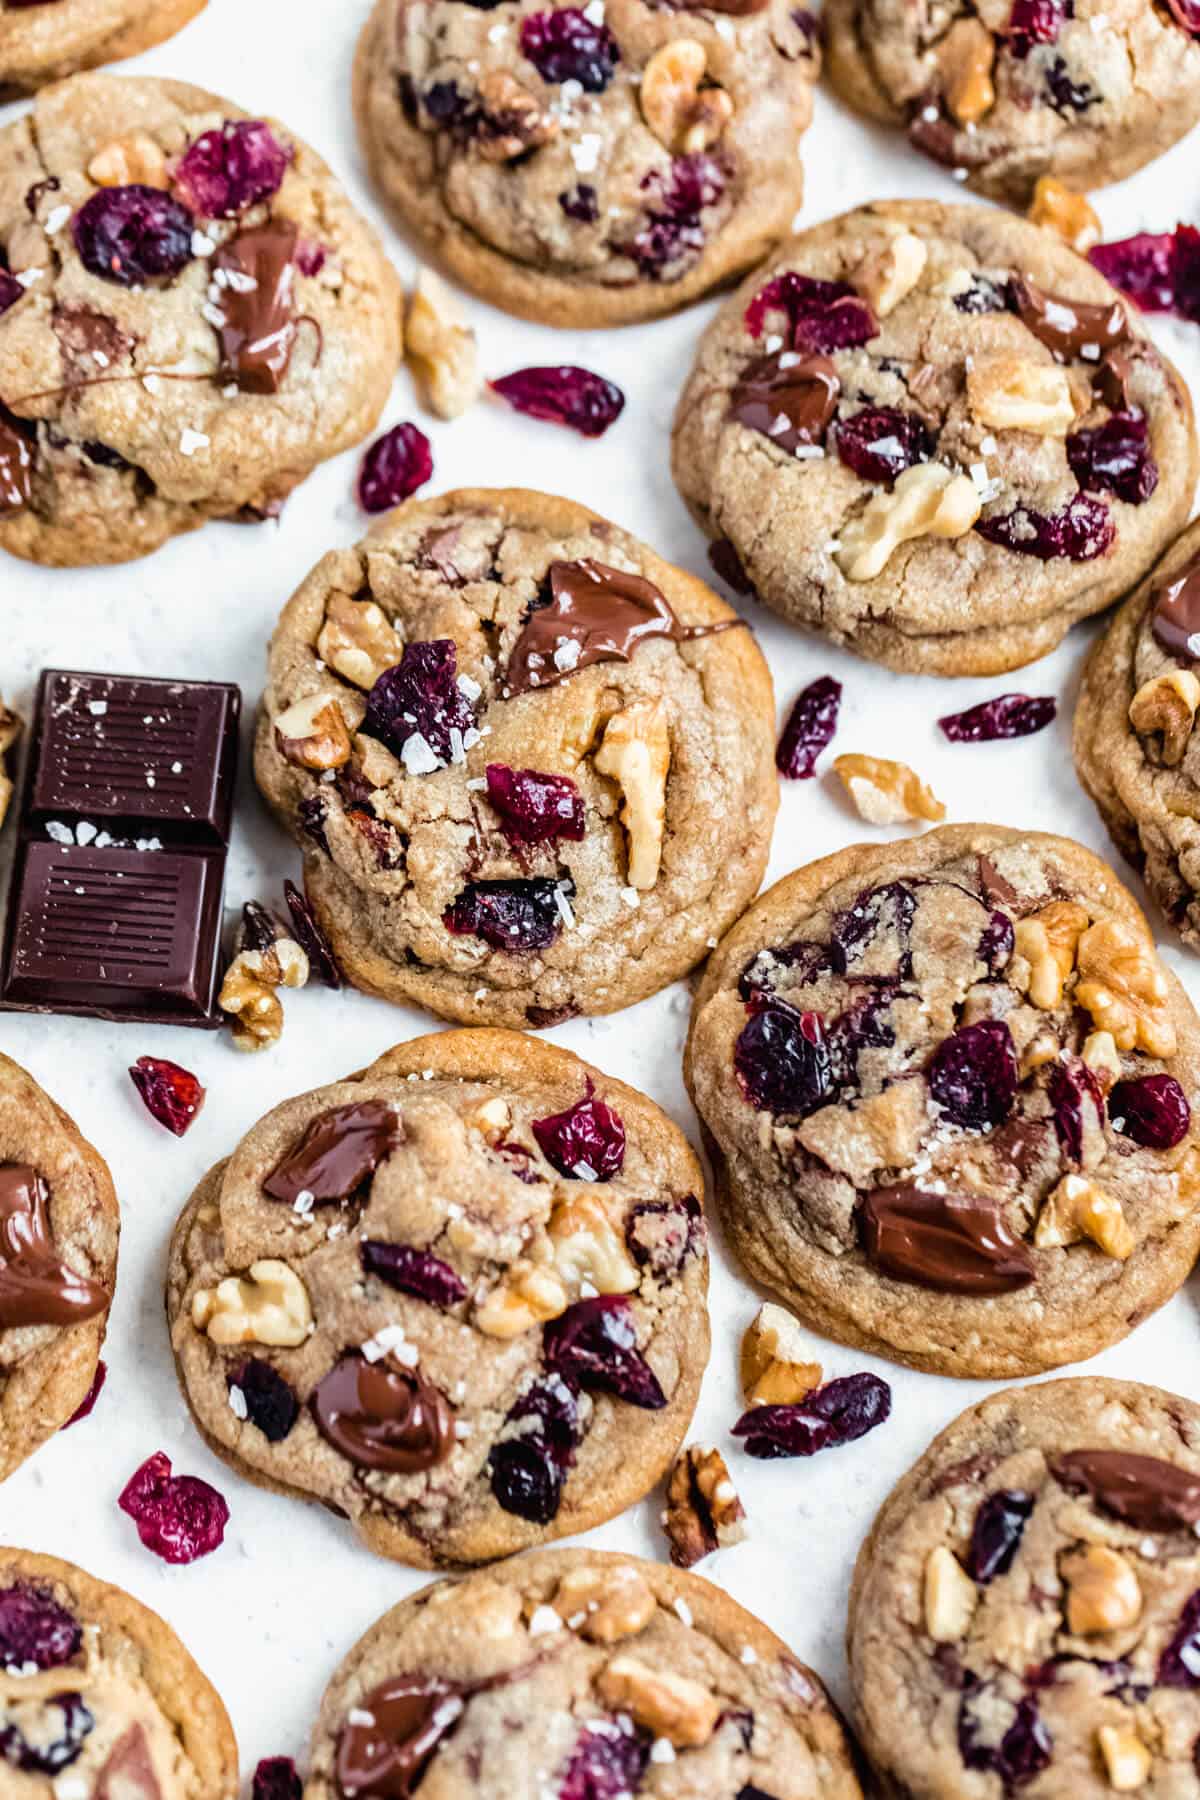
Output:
[
  {"xmin": 685, "ymin": 823, "xmax": 1200, "ymax": 1379},
  {"xmin": 824, "ymin": 0, "xmax": 1200, "ymax": 205},
  {"xmin": 0, "ymin": 0, "xmax": 203, "ymax": 98},
  {"xmin": 0, "ymin": 1545, "xmax": 236, "ymax": 1794},
  {"xmin": 0, "ymin": 73, "xmax": 401, "ymax": 566},
  {"xmin": 167, "ymin": 1030, "xmax": 709, "ymax": 1567},
  {"xmin": 253, "ymin": 487, "xmax": 776, "ymax": 1028},
  {"xmin": 0, "ymin": 1051, "xmax": 116, "ymax": 1482},
  {"xmin": 352, "ymin": 0, "xmax": 818, "ymax": 328},
  {"xmin": 672, "ymin": 200, "xmax": 1198, "ymax": 676},
  {"xmin": 849, "ymin": 1377, "xmax": 1200, "ymax": 1799},
  {"xmin": 1076, "ymin": 518, "xmax": 1200, "ymax": 948},
  {"xmin": 303, "ymin": 1546, "xmax": 862, "ymax": 1798}
]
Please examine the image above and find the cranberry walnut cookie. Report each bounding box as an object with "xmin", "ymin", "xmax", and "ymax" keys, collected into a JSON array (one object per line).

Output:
[
  {"xmin": 0, "ymin": 0, "xmax": 203, "ymax": 98},
  {"xmin": 352, "ymin": 0, "xmax": 819, "ymax": 328},
  {"xmin": 253, "ymin": 488, "xmax": 777, "ymax": 1028},
  {"xmin": 167, "ymin": 1031, "xmax": 710, "ymax": 1567},
  {"xmin": 303, "ymin": 1547, "xmax": 862, "ymax": 1799},
  {"xmin": 824, "ymin": 0, "xmax": 1200, "ymax": 206},
  {"xmin": 684, "ymin": 824, "xmax": 1200, "ymax": 1380},
  {"xmin": 0, "ymin": 1546, "xmax": 237, "ymax": 1795},
  {"xmin": 0, "ymin": 73, "xmax": 401, "ymax": 567},
  {"xmin": 671, "ymin": 201, "xmax": 1197, "ymax": 676},
  {"xmin": 0, "ymin": 1051, "xmax": 116, "ymax": 1483},
  {"xmin": 849, "ymin": 1377, "xmax": 1200, "ymax": 1799}
]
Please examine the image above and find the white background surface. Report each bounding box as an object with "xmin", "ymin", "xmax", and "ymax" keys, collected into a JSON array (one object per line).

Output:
[{"xmin": 2, "ymin": 4, "xmax": 1200, "ymax": 1783}]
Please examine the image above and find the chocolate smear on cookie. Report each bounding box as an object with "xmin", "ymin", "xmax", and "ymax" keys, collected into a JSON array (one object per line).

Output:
[
  {"xmin": 0, "ymin": 410, "xmax": 33, "ymax": 515},
  {"xmin": 1151, "ymin": 549, "xmax": 1200, "ymax": 663},
  {"xmin": 311, "ymin": 1353, "xmax": 454, "ymax": 1474},
  {"xmin": 860, "ymin": 1185, "xmax": 1036, "ymax": 1294},
  {"xmin": 336, "ymin": 1674, "xmax": 465, "ymax": 1799},
  {"xmin": 0, "ymin": 1164, "xmax": 109, "ymax": 1328},
  {"xmin": 213, "ymin": 222, "xmax": 299, "ymax": 394}
]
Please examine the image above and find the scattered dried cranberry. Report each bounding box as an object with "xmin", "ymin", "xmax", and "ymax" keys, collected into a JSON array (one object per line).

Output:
[
  {"xmin": 833, "ymin": 407, "xmax": 932, "ymax": 486},
  {"xmin": 939, "ymin": 695, "xmax": 1057, "ymax": 743},
  {"xmin": 72, "ymin": 185, "xmax": 194, "ymax": 286},
  {"xmin": 626, "ymin": 1197, "xmax": 702, "ymax": 1278},
  {"xmin": 1110, "ymin": 1074, "xmax": 1192, "ymax": 1149},
  {"xmin": 358, "ymin": 422, "xmax": 433, "ymax": 513},
  {"xmin": 979, "ymin": 912, "xmax": 1015, "ymax": 975},
  {"xmin": 929, "ymin": 1021, "xmax": 1018, "ymax": 1130},
  {"xmin": 1089, "ymin": 229, "xmax": 1200, "ymax": 319},
  {"xmin": 0, "ymin": 1585, "xmax": 80, "ymax": 1672},
  {"xmin": 253, "ymin": 1757, "xmax": 302, "ymax": 1800},
  {"xmin": 128, "ymin": 1055, "xmax": 205, "ymax": 1136},
  {"xmin": 966, "ymin": 1490, "xmax": 1035, "ymax": 1583},
  {"xmin": 732, "ymin": 1372, "xmax": 891, "ymax": 1458},
  {"xmin": 776, "ymin": 676, "xmax": 842, "ymax": 778},
  {"xmin": 745, "ymin": 272, "xmax": 877, "ymax": 353},
  {"xmin": 443, "ymin": 877, "xmax": 568, "ymax": 950},
  {"xmin": 533, "ymin": 1085, "xmax": 626, "ymax": 1180},
  {"xmin": 622, "ymin": 153, "xmax": 724, "ymax": 279},
  {"xmin": 1048, "ymin": 1059, "xmax": 1102, "ymax": 1166},
  {"xmin": 557, "ymin": 1719, "xmax": 649, "ymax": 1800},
  {"xmin": 489, "ymin": 1374, "xmax": 582, "ymax": 1521},
  {"xmin": 173, "ymin": 121, "xmax": 292, "ymax": 217},
  {"xmin": 520, "ymin": 8, "xmax": 618, "ymax": 88},
  {"xmin": 1160, "ymin": 1592, "xmax": 1200, "ymax": 1686},
  {"xmin": 0, "ymin": 1693, "xmax": 93, "ymax": 1775},
  {"xmin": 976, "ymin": 494, "xmax": 1115, "ymax": 562},
  {"xmin": 734, "ymin": 999, "xmax": 834, "ymax": 1118},
  {"xmin": 1007, "ymin": 0, "xmax": 1068, "ymax": 54},
  {"xmin": 490, "ymin": 367, "xmax": 624, "ymax": 438},
  {"xmin": 231, "ymin": 1360, "xmax": 298, "ymax": 1443},
  {"xmin": 959, "ymin": 1688, "xmax": 1052, "ymax": 1786},
  {"xmin": 363, "ymin": 638, "xmax": 476, "ymax": 765},
  {"xmin": 1067, "ymin": 411, "xmax": 1158, "ymax": 505},
  {"xmin": 118, "ymin": 1451, "xmax": 229, "ymax": 1564},
  {"xmin": 361, "ymin": 1240, "xmax": 467, "ymax": 1308},
  {"xmin": 544, "ymin": 1297, "xmax": 666, "ymax": 1408},
  {"xmin": 1166, "ymin": 0, "xmax": 1200, "ymax": 32},
  {"xmin": 485, "ymin": 764, "xmax": 586, "ymax": 845},
  {"xmin": 283, "ymin": 880, "xmax": 341, "ymax": 988},
  {"xmin": 63, "ymin": 1359, "xmax": 106, "ymax": 1428}
]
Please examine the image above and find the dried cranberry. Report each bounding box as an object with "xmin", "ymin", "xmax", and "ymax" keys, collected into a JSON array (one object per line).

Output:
[
  {"xmin": 72, "ymin": 185, "xmax": 193, "ymax": 286},
  {"xmin": 489, "ymin": 1374, "xmax": 582, "ymax": 1521},
  {"xmin": 0, "ymin": 1693, "xmax": 93, "ymax": 1774},
  {"xmin": 519, "ymin": 8, "xmax": 618, "ymax": 89},
  {"xmin": 231, "ymin": 1360, "xmax": 298, "ymax": 1443},
  {"xmin": 298, "ymin": 794, "xmax": 330, "ymax": 853},
  {"xmin": 557, "ymin": 1719, "xmax": 649, "ymax": 1800},
  {"xmin": 544, "ymin": 1297, "xmax": 666, "ymax": 1408},
  {"xmin": 979, "ymin": 912, "xmax": 1015, "ymax": 975},
  {"xmin": 830, "ymin": 882, "xmax": 916, "ymax": 977},
  {"xmin": 959, "ymin": 1688, "xmax": 1052, "ymax": 1787},
  {"xmin": 128, "ymin": 1055, "xmax": 205, "ymax": 1136},
  {"xmin": 738, "ymin": 938, "xmax": 832, "ymax": 999},
  {"xmin": 1048, "ymin": 1059, "xmax": 1102, "ymax": 1166},
  {"xmin": 1160, "ymin": 1592, "xmax": 1200, "ymax": 1686},
  {"xmin": 939, "ymin": 695, "xmax": 1057, "ymax": 743},
  {"xmin": 63, "ymin": 1360, "xmax": 106, "ymax": 1428},
  {"xmin": 490, "ymin": 367, "xmax": 624, "ymax": 438},
  {"xmin": 1067, "ymin": 411, "xmax": 1158, "ymax": 505},
  {"xmin": 622, "ymin": 153, "xmax": 724, "ymax": 279},
  {"xmin": 1090, "ymin": 231, "xmax": 1185, "ymax": 316},
  {"xmin": 283, "ymin": 879, "xmax": 341, "ymax": 987},
  {"xmin": 833, "ymin": 407, "xmax": 932, "ymax": 486},
  {"xmin": 361, "ymin": 1240, "xmax": 468, "ymax": 1307},
  {"xmin": 1166, "ymin": 0, "xmax": 1200, "ymax": 32},
  {"xmin": 173, "ymin": 121, "xmax": 291, "ymax": 217},
  {"xmin": 1109, "ymin": 1074, "xmax": 1191, "ymax": 1149},
  {"xmin": 966, "ymin": 1490, "xmax": 1035, "ymax": 1583},
  {"xmin": 443, "ymin": 877, "xmax": 568, "ymax": 950},
  {"xmin": 827, "ymin": 985, "xmax": 897, "ymax": 1088},
  {"xmin": 929, "ymin": 1021, "xmax": 1018, "ymax": 1130},
  {"xmin": 533, "ymin": 1085, "xmax": 625, "ymax": 1180},
  {"xmin": 955, "ymin": 276, "xmax": 1016, "ymax": 316},
  {"xmin": 485, "ymin": 764, "xmax": 586, "ymax": 845},
  {"xmin": 358, "ymin": 422, "xmax": 433, "ymax": 513},
  {"xmin": 363, "ymin": 638, "xmax": 476, "ymax": 765},
  {"xmin": 745, "ymin": 272, "xmax": 877, "ymax": 353},
  {"xmin": 560, "ymin": 183, "xmax": 599, "ymax": 222},
  {"xmin": 118, "ymin": 1451, "xmax": 229, "ymax": 1564},
  {"xmin": 0, "ymin": 1586, "xmax": 80, "ymax": 1672},
  {"xmin": 776, "ymin": 676, "xmax": 842, "ymax": 778},
  {"xmin": 1007, "ymin": 0, "xmax": 1068, "ymax": 54},
  {"xmin": 0, "ymin": 266, "xmax": 21, "ymax": 314},
  {"xmin": 708, "ymin": 537, "xmax": 753, "ymax": 594},
  {"xmin": 734, "ymin": 999, "xmax": 834, "ymax": 1118},
  {"xmin": 626, "ymin": 1197, "xmax": 702, "ymax": 1278},
  {"xmin": 976, "ymin": 494, "xmax": 1115, "ymax": 562},
  {"xmin": 253, "ymin": 1758, "xmax": 302, "ymax": 1800},
  {"xmin": 1044, "ymin": 55, "xmax": 1098, "ymax": 115},
  {"xmin": 296, "ymin": 240, "xmax": 326, "ymax": 277},
  {"xmin": 732, "ymin": 1372, "xmax": 891, "ymax": 1458}
]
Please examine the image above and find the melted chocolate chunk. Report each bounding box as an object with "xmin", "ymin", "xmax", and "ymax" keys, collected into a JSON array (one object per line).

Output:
[
  {"xmin": 1011, "ymin": 277, "xmax": 1129, "ymax": 363},
  {"xmin": 213, "ymin": 222, "xmax": 298, "ymax": 394},
  {"xmin": 729, "ymin": 351, "xmax": 839, "ymax": 454},
  {"xmin": 1151, "ymin": 550, "xmax": 1200, "ymax": 663},
  {"xmin": 336, "ymin": 1677, "xmax": 464, "ymax": 1799},
  {"xmin": 0, "ymin": 410, "xmax": 34, "ymax": 515},
  {"xmin": 1052, "ymin": 1450, "xmax": 1200, "ymax": 1531},
  {"xmin": 262, "ymin": 1101, "xmax": 401, "ymax": 1205},
  {"xmin": 310, "ymin": 1353, "xmax": 454, "ymax": 1474},
  {"xmin": 860, "ymin": 1186, "xmax": 1036, "ymax": 1295},
  {"xmin": 0, "ymin": 1164, "xmax": 109, "ymax": 1329}
]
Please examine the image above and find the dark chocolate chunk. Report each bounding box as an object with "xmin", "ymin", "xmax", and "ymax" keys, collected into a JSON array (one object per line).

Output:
[
  {"xmin": 310, "ymin": 1353, "xmax": 455, "ymax": 1474},
  {"xmin": 1152, "ymin": 550, "xmax": 1200, "ymax": 663},
  {"xmin": 860, "ymin": 1185, "xmax": 1037, "ymax": 1294},
  {"xmin": 262, "ymin": 1101, "xmax": 402, "ymax": 1204},
  {"xmin": 1052, "ymin": 1450, "xmax": 1200, "ymax": 1531}
]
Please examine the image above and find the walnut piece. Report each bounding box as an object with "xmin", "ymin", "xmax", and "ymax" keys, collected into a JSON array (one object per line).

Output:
[
  {"xmin": 553, "ymin": 1563, "xmax": 656, "ymax": 1643},
  {"xmin": 923, "ymin": 1546, "xmax": 979, "ymax": 1643},
  {"xmin": 406, "ymin": 269, "xmax": 482, "ymax": 421},
  {"xmin": 0, "ymin": 698, "xmax": 21, "ymax": 833},
  {"xmin": 548, "ymin": 1191, "xmax": 641, "ymax": 1295},
  {"xmin": 218, "ymin": 937, "xmax": 309, "ymax": 1053},
  {"xmin": 476, "ymin": 71, "xmax": 558, "ymax": 160},
  {"xmin": 594, "ymin": 700, "xmax": 670, "ymax": 890},
  {"xmin": 474, "ymin": 1261, "xmax": 568, "ymax": 1338},
  {"xmin": 853, "ymin": 228, "xmax": 928, "ymax": 318},
  {"xmin": 1081, "ymin": 1030, "xmax": 1122, "ymax": 1090},
  {"xmin": 192, "ymin": 1259, "xmax": 313, "ymax": 1348},
  {"xmin": 1061, "ymin": 1544, "xmax": 1142, "ymax": 1636},
  {"xmin": 273, "ymin": 691, "xmax": 352, "ymax": 771},
  {"xmin": 640, "ymin": 40, "xmax": 733, "ymax": 154},
  {"xmin": 1128, "ymin": 669, "xmax": 1200, "ymax": 767},
  {"xmin": 596, "ymin": 1655, "xmax": 721, "ymax": 1748},
  {"xmin": 1034, "ymin": 1174, "xmax": 1135, "ymax": 1260},
  {"xmin": 740, "ymin": 1303, "xmax": 822, "ymax": 1407},
  {"xmin": 663, "ymin": 1444, "xmax": 747, "ymax": 1568},
  {"xmin": 317, "ymin": 593, "xmax": 402, "ymax": 691},
  {"xmin": 87, "ymin": 130, "xmax": 168, "ymax": 189},
  {"xmin": 1074, "ymin": 919, "xmax": 1177, "ymax": 1058},
  {"xmin": 834, "ymin": 754, "xmax": 946, "ymax": 826},
  {"xmin": 1012, "ymin": 900, "xmax": 1089, "ymax": 1010},
  {"xmin": 937, "ymin": 17, "xmax": 996, "ymax": 124},
  {"xmin": 1096, "ymin": 1725, "xmax": 1152, "ymax": 1792},
  {"xmin": 1027, "ymin": 177, "xmax": 1101, "ymax": 254},
  {"xmin": 966, "ymin": 356, "xmax": 1077, "ymax": 436},
  {"xmin": 835, "ymin": 462, "xmax": 982, "ymax": 581}
]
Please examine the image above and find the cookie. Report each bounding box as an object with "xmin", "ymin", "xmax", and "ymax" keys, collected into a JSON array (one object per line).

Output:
[
  {"xmin": 352, "ymin": 0, "xmax": 818, "ymax": 328},
  {"xmin": 824, "ymin": 0, "xmax": 1200, "ymax": 205},
  {"xmin": 849, "ymin": 1376, "xmax": 1200, "ymax": 1799},
  {"xmin": 167, "ymin": 1030, "xmax": 710, "ymax": 1567},
  {"xmin": 671, "ymin": 200, "xmax": 1197, "ymax": 676},
  {"xmin": 0, "ymin": 0, "xmax": 204, "ymax": 98},
  {"xmin": 0, "ymin": 1051, "xmax": 117, "ymax": 1482},
  {"xmin": 0, "ymin": 73, "xmax": 401, "ymax": 567},
  {"xmin": 303, "ymin": 1545, "xmax": 862, "ymax": 1798},
  {"xmin": 0, "ymin": 1545, "xmax": 236, "ymax": 1795},
  {"xmin": 1075, "ymin": 518, "xmax": 1200, "ymax": 947},
  {"xmin": 253, "ymin": 487, "xmax": 777, "ymax": 1028},
  {"xmin": 685, "ymin": 823, "xmax": 1200, "ymax": 1379}
]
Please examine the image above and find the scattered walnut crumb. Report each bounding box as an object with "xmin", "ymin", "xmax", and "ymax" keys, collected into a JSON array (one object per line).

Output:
[{"xmin": 834, "ymin": 754, "xmax": 945, "ymax": 826}]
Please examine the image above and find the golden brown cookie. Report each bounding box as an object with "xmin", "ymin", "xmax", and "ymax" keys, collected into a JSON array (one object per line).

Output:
[{"xmin": 0, "ymin": 0, "xmax": 204, "ymax": 97}]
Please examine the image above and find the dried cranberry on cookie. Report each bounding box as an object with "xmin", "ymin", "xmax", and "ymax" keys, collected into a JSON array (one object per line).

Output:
[
  {"xmin": 167, "ymin": 1031, "xmax": 709, "ymax": 1565},
  {"xmin": 672, "ymin": 201, "xmax": 1197, "ymax": 675},
  {"xmin": 685, "ymin": 824, "xmax": 1200, "ymax": 1378}
]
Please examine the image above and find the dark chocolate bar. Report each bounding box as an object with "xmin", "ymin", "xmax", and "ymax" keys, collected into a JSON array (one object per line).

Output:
[{"xmin": 1, "ymin": 669, "xmax": 241, "ymax": 1027}]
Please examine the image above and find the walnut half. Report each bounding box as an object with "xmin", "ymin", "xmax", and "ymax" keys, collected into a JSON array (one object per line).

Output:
[
  {"xmin": 596, "ymin": 1655, "xmax": 721, "ymax": 1748},
  {"xmin": 834, "ymin": 754, "xmax": 946, "ymax": 826},
  {"xmin": 1128, "ymin": 670, "xmax": 1200, "ymax": 768},
  {"xmin": 192, "ymin": 1259, "xmax": 314, "ymax": 1348},
  {"xmin": 218, "ymin": 933, "xmax": 310, "ymax": 1053},
  {"xmin": 594, "ymin": 700, "xmax": 671, "ymax": 889},
  {"xmin": 663, "ymin": 1445, "xmax": 747, "ymax": 1568},
  {"xmin": 406, "ymin": 269, "xmax": 482, "ymax": 421},
  {"xmin": 740, "ymin": 1303, "xmax": 822, "ymax": 1407}
]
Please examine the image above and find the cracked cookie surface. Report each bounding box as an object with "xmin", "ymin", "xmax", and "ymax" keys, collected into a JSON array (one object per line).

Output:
[
  {"xmin": 252, "ymin": 486, "xmax": 776, "ymax": 1028},
  {"xmin": 352, "ymin": 0, "xmax": 818, "ymax": 327},
  {"xmin": 303, "ymin": 1545, "xmax": 861, "ymax": 1798},
  {"xmin": 0, "ymin": 73, "xmax": 400, "ymax": 566},
  {"xmin": 685, "ymin": 824, "xmax": 1200, "ymax": 1379},
  {"xmin": 0, "ymin": 0, "xmax": 203, "ymax": 97},
  {"xmin": 849, "ymin": 1377, "xmax": 1200, "ymax": 1800},
  {"xmin": 167, "ymin": 1031, "xmax": 710, "ymax": 1567},
  {"xmin": 671, "ymin": 200, "xmax": 1197, "ymax": 676}
]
